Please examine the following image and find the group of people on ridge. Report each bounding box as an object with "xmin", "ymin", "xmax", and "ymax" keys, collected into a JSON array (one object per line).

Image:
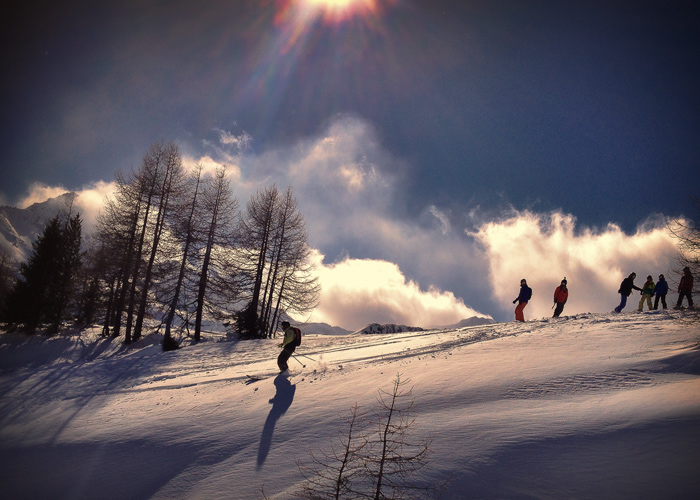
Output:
[
  {"xmin": 615, "ymin": 266, "xmax": 694, "ymax": 313},
  {"xmin": 512, "ymin": 266, "xmax": 694, "ymax": 322}
]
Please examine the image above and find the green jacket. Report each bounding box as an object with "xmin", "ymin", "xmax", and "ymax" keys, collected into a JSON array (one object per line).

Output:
[
  {"xmin": 282, "ymin": 326, "xmax": 297, "ymax": 347},
  {"xmin": 641, "ymin": 280, "xmax": 655, "ymax": 296}
]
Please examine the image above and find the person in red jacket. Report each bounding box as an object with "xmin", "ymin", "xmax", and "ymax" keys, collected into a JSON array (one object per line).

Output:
[
  {"xmin": 674, "ymin": 266, "xmax": 694, "ymax": 309},
  {"xmin": 552, "ymin": 278, "xmax": 568, "ymax": 318}
]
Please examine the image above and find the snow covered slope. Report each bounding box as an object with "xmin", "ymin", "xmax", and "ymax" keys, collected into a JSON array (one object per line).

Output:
[{"xmin": 0, "ymin": 311, "xmax": 699, "ymax": 499}]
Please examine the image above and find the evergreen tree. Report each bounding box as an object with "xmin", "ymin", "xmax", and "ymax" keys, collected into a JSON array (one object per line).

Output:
[
  {"xmin": 3, "ymin": 213, "xmax": 82, "ymax": 333},
  {"xmin": 0, "ymin": 249, "xmax": 18, "ymax": 320}
]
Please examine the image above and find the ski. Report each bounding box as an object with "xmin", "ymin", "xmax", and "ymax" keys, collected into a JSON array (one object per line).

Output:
[{"xmin": 245, "ymin": 372, "xmax": 287, "ymax": 383}]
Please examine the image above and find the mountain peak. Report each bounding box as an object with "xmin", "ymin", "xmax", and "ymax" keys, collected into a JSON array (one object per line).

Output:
[{"xmin": 0, "ymin": 192, "xmax": 79, "ymax": 262}]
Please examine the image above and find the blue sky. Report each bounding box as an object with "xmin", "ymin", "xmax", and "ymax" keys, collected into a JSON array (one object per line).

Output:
[{"xmin": 2, "ymin": 0, "xmax": 698, "ymax": 326}]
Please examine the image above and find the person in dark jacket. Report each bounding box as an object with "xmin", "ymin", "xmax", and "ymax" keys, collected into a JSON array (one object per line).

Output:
[
  {"xmin": 614, "ymin": 273, "xmax": 641, "ymax": 313},
  {"xmin": 513, "ymin": 278, "xmax": 532, "ymax": 322},
  {"xmin": 653, "ymin": 274, "xmax": 668, "ymax": 310},
  {"xmin": 674, "ymin": 267, "xmax": 694, "ymax": 309},
  {"xmin": 552, "ymin": 278, "xmax": 568, "ymax": 318}
]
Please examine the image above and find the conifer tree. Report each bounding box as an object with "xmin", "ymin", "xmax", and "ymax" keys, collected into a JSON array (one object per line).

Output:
[
  {"xmin": 3, "ymin": 213, "xmax": 82, "ymax": 333},
  {"xmin": 0, "ymin": 249, "xmax": 17, "ymax": 315}
]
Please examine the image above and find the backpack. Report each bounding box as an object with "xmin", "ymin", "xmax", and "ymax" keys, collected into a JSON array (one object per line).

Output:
[{"xmin": 292, "ymin": 327, "xmax": 302, "ymax": 346}]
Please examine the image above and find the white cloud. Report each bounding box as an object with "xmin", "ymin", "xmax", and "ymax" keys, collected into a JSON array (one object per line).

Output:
[
  {"xmin": 472, "ymin": 210, "xmax": 679, "ymax": 320},
  {"xmin": 241, "ymin": 116, "xmax": 498, "ymax": 327},
  {"xmin": 219, "ymin": 129, "xmax": 252, "ymax": 150},
  {"xmin": 428, "ymin": 205, "xmax": 451, "ymax": 235},
  {"xmin": 181, "ymin": 154, "xmax": 243, "ymax": 182},
  {"xmin": 15, "ymin": 181, "xmax": 116, "ymax": 234},
  {"xmin": 74, "ymin": 181, "xmax": 117, "ymax": 232},
  {"xmin": 17, "ymin": 183, "xmax": 70, "ymax": 208},
  {"xmin": 305, "ymin": 250, "xmax": 490, "ymax": 330}
]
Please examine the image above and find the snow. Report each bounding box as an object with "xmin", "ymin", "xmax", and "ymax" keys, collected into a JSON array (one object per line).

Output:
[{"xmin": 1, "ymin": 311, "xmax": 699, "ymax": 499}]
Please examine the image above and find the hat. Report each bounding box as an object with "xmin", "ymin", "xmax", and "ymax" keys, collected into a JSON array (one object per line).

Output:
[
  {"xmin": 647, "ymin": 275, "xmax": 652, "ymax": 280},
  {"xmin": 659, "ymin": 274, "xmax": 664, "ymax": 279},
  {"xmin": 561, "ymin": 278, "xmax": 567, "ymax": 284},
  {"xmin": 281, "ymin": 321, "xmax": 290, "ymax": 329}
]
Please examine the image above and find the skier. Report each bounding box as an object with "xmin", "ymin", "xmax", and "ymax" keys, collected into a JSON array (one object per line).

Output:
[
  {"xmin": 277, "ymin": 321, "xmax": 302, "ymax": 373},
  {"xmin": 513, "ymin": 278, "xmax": 532, "ymax": 322},
  {"xmin": 552, "ymin": 278, "xmax": 568, "ymax": 318},
  {"xmin": 674, "ymin": 266, "xmax": 694, "ymax": 309},
  {"xmin": 653, "ymin": 274, "xmax": 668, "ymax": 310},
  {"xmin": 614, "ymin": 273, "xmax": 641, "ymax": 313},
  {"xmin": 638, "ymin": 275, "xmax": 655, "ymax": 312}
]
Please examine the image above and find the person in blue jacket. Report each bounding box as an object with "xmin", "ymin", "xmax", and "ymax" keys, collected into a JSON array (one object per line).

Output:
[
  {"xmin": 653, "ymin": 274, "xmax": 668, "ymax": 310},
  {"xmin": 512, "ymin": 278, "xmax": 532, "ymax": 322}
]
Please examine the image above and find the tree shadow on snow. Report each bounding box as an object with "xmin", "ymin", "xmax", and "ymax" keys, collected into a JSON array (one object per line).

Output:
[{"xmin": 256, "ymin": 373, "xmax": 296, "ymax": 469}]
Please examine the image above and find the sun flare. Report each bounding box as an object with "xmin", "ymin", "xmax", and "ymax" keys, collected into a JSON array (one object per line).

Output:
[{"xmin": 297, "ymin": 0, "xmax": 381, "ymax": 23}]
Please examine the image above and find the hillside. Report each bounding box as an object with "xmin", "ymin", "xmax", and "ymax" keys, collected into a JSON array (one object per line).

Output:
[{"xmin": 1, "ymin": 311, "xmax": 699, "ymax": 499}]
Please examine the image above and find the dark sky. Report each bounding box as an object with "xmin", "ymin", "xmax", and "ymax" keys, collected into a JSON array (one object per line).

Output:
[{"xmin": 3, "ymin": 0, "xmax": 698, "ymax": 227}]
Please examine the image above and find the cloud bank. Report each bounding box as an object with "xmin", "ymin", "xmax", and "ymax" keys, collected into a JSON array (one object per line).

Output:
[
  {"xmin": 15, "ymin": 181, "xmax": 116, "ymax": 233},
  {"xmin": 473, "ymin": 210, "xmax": 679, "ymax": 320},
  {"xmin": 305, "ymin": 250, "xmax": 488, "ymax": 331}
]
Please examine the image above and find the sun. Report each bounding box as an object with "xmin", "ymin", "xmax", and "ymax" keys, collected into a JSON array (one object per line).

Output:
[
  {"xmin": 272, "ymin": 0, "xmax": 395, "ymax": 53},
  {"xmin": 296, "ymin": 0, "xmax": 380, "ymax": 24}
]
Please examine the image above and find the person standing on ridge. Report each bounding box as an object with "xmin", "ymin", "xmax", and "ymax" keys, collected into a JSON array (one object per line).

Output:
[
  {"xmin": 277, "ymin": 321, "xmax": 302, "ymax": 373},
  {"xmin": 638, "ymin": 275, "xmax": 655, "ymax": 311},
  {"xmin": 552, "ymin": 278, "xmax": 568, "ymax": 318},
  {"xmin": 674, "ymin": 266, "xmax": 695, "ymax": 309},
  {"xmin": 513, "ymin": 278, "xmax": 532, "ymax": 322},
  {"xmin": 614, "ymin": 272, "xmax": 641, "ymax": 313},
  {"xmin": 653, "ymin": 274, "xmax": 668, "ymax": 310}
]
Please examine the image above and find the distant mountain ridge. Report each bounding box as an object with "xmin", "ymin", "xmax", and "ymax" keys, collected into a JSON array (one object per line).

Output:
[
  {"xmin": 439, "ymin": 317, "xmax": 495, "ymax": 329},
  {"xmin": 353, "ymin": 323, "xmax": 424, "ymax": 335},
  {"xmin": 295, "ymin": 322, "xmax": 352, "ymax": 336},
  {"xmin": 350, "ymin": 316, "xmax": 495, "ymax": 336},
  {"xmin": 0, "ymin": 192, "xmax": 78, "ymax": 262}
]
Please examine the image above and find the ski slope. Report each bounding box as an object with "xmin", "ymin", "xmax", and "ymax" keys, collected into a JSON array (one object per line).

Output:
[{"xmin": 1, "ymin": 311, "xmax": 699, "ymax": 499}]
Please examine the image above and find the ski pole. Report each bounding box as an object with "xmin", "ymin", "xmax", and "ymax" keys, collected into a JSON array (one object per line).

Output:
[
  {"xmin": 291, "ymin": 354, "xmax": 306, "ymax": 368},
  {"xmin": 295, "ymin": 353, "xmax": 317, "ymax": 362}
]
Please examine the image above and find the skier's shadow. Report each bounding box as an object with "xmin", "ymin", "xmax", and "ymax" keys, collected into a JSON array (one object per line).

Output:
[{"xmin": 256, "ymin": 373, "xmax": 296, "ymax": 469}]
